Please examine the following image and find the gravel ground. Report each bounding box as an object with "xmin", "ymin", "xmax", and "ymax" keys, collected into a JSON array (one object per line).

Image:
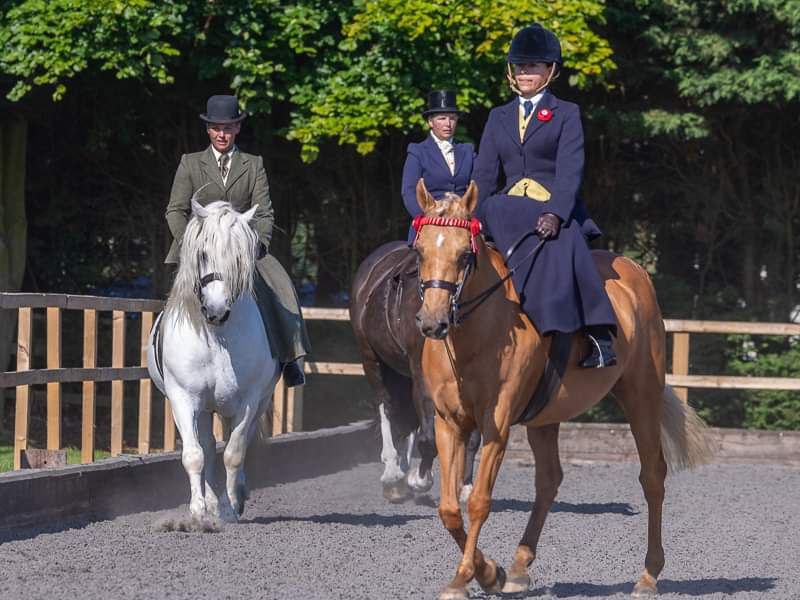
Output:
[{"xmin": 0, "ymin": 460, "xmax": 797, "ymax": 600}]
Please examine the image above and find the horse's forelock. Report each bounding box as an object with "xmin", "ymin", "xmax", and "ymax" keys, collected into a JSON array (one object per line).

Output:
[
  {"xmin": 167, "ymin": 202, "xmax": 258, "ymax": 325},
  {"xmin": 431, "ymin": 193, "xmax": 471, "ymax": 220}
]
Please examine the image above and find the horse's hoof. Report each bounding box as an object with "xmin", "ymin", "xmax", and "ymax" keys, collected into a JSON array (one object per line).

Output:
[
  {"xmin": 438, "ymin": 586, "xmax": 468, "ymax": 600},
  {"xmin": 407, "ymin": 471, "xmax": 433, "ymax": 493},
  {"xmin": 479, "ymin": 562, "xmax": 506, "ymax": 594},
  {"xmin": 502, "ymin": 571, "xmax": 531, "ymax": 594},
  {"xmin": 383, "ymin": 480, "xmax": 413, "ymax": 503},
  {"xmin": 632, "ymin": 578, "xmax": 658, "ymax": 596}
]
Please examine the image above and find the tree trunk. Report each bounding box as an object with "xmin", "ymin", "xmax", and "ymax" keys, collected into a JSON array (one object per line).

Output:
[{"xmin": 0, "ymin": 116, "xmax": 28, "ymax": 432}]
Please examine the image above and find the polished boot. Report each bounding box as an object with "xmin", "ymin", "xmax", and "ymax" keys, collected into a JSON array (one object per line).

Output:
[
  {"xmin": 281, "ymin": 359, "xmax": 306, "ymax": 387},
  {"xmin": 580, "ymin": 327, "xmax": 617, "ymax": 368}
]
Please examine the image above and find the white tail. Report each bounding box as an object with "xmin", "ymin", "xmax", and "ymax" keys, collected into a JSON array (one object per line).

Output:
[{"xmin": 660, "ymin": 386, "xmax": 717, "ymax": 472}]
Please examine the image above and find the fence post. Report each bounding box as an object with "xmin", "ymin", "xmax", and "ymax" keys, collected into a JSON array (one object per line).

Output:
[
  {"xmin": 213, "ymin": 413, "xmax": 224, "ymax": 442},
  {"xmin": 272, "ymin": 377, "xmax": 286, "ymax": 435},
  {"xmin": 286, "ymin": 359, "xmax": 304, "ymax": 433},
  {"xmin": 13, "ymin": 307, "xmax": 32, "ymax": 470},
  {"xmin": 138, "ymin": 312, "xmax": 153, "ymax": 454},
  {"xmin": 82, "ymin": 309, "xmax": 97, "ymax": 464},
  {"xmin": 672, "ymin": 332, "xmax": 690, "ymax": 402},
  {"xmin": 164, "ymin": 401, "xmax": 176, "ymax": 452},
  {"xmin": 46, "ymin": 306, "xmax": 62, "ymax": 450},
  {"xmin": 111, "ymin": 310, "xmax": 126, "ymax": 456}
]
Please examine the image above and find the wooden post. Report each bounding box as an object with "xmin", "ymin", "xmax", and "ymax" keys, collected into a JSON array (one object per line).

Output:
[
  {"xmin": 46, "ymin": 307, "xmax": 62, "ymax": 450},
  {"xmin": 111, "ymin": 310, "xmax": 125, "ymax": 456},
  {"xmin": 13, "ymin": 307, "xmax": 32, "ymax": 470},
  {"xmin": 138, "ymin": 312, "xmax": 153, "ymax": 454},
  {"xmin": 672, "ymin": 332, "xmax": 690, "ymax": 402},
  {"xmin": 81, "ymin": 309, "xmax": 97, "ymax": 464},
  {"xmin": 213, "ymin": 413, "xmax": 224, "ymax": 442},
  {"xmin": 285, "ymin": 359, "xmax": 304, "ymax": 433},
  {"xmin": 272, "ymin": 377, "xmax": 286, "ymax": 435},
  {"xmin": 164, "ymin": 400, "xmax": 176, "ymax": 452}
]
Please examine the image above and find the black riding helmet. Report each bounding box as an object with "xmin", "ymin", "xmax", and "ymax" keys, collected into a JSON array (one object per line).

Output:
[{"xmin": 507, "ymin": 24, "xmax": 562, "ymax": 68}]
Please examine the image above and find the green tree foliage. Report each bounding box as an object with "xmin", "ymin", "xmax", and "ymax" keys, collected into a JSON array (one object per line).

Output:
[{"xmin": 728, "ymin": 335, "xmax": 800, "ymax": 430}]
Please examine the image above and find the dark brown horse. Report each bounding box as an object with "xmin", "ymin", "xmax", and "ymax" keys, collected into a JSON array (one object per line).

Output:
[
  {"xmin": 413, "ymin": 180, "xmax": 714, "ymax": 599},
  {"xmin": 350, "ymin": 241, "xmax": 480, "ymax": 502}
]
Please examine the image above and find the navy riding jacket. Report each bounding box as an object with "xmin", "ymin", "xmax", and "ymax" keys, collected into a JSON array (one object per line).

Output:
[{"xmin": 401, "ymin": 135, "xmax": 475, "ymax": 241}]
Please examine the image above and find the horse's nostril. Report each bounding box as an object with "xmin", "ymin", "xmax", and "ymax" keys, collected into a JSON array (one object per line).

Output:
[{"xmin": 207, "ymin": 314, "xmax": 217, "ymax": 322}]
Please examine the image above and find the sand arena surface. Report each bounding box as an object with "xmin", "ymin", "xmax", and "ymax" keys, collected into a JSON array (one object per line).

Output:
[{"xmin": 0, "ymin": 460, "xmax": 797, "ymax": 599}]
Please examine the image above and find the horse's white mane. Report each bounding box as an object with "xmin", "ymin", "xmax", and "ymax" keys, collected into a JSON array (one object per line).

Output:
[{"xmin": 166, "ymin": 200, "xmax": 259, "ymax": 328}]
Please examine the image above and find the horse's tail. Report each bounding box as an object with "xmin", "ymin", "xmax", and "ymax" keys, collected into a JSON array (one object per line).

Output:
[{"xmin": 660, "ymin": 385, "xmax": 716, "ymax": 472}]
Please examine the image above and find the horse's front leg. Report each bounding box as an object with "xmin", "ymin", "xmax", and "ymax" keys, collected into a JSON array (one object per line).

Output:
[
  {"xmin": 222, "ymin": 402, "xmax": 258, "ymax": 521},
  {"xmin": 198, "ymin": 410, "xmax": 222, "ymax": 518},
  {"xmin": 167, "ymin": 388, "xmax": 206, "ymax": 518},
  {"xmin": 379, "ymin": 403, "xmax": 412, "ymax": 502},
  {"xmin": 459, "ymin": 423, "xmax": 509, "ymax": 596},
  {"xmin": 435, "ymin": 416, "xmax": 496, "ymax": 600}
]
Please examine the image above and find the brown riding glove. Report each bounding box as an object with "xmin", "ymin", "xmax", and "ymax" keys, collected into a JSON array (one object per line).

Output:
[{"xmin": 535, "ymin": 213, "xmax": 561, "ymax": 240}]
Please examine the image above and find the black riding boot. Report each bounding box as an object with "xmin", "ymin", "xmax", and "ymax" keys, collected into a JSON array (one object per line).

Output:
[
  {"xmin": 281, "ymin": 359, "xmax": 306, "ymax": 387},
  {"xmin": 580, "ymin": 326, "xmax": 617, "ymax": 368}
]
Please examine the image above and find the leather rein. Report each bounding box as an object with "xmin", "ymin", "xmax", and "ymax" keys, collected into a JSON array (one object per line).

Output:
[{"xmin": 412, "ymin": 215, "xmax": 545, "ymax": 326}]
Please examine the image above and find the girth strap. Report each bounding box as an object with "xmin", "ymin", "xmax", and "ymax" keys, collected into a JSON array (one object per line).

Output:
[
  {"xmin": 152, "ymin": 311, "xmax": 165, "ymax": 381},
  {"xmin": 513, "ymin": 332, "xmax": 572, "ymax": 425}
]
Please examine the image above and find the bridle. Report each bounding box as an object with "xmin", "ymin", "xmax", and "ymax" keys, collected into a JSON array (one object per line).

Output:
[
  {"xmin": 412, "ymin": 214, "xmax": 545, "ymax": 326},
  {"xmin": 194, "ymin": 270, "xmax": 230, "ymax": 324}
]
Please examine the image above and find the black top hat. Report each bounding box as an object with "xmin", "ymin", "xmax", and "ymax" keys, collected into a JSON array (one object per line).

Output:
[
  {"xmin": 507, "ymin": 24, "xmax": 562, "ymax": 66},
  {"xmin": 199, "ymin": 95, "xmax": 246, "ymax": 124},
  {"xmin": 422, "ymin": 90, "xmax": 461, "ymax": 118}
]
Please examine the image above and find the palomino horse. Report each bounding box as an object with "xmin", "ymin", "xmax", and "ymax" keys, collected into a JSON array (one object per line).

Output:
[
  {"xmin": 350, "ymin": 241, "xmax": 481, "ymax": 502},
  {"xmin": 147, "ymin": 198, "xmax": 279, "ymax": 522},
  {"xmin": 412, "ymin": 180, "xmax": 713, "ymax": 599}
]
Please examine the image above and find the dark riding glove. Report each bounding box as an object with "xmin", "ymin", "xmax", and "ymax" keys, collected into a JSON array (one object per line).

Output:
[
  {"xmin": 257, "ymin": 241, "xmax": 268, "ymax": 260},
  {"xmin": 535, "ymin": 213, "xmax": 561, "ymax": 240}
]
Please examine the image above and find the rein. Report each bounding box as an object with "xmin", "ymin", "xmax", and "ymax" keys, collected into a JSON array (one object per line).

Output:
[{"xmin": 413, "ymin": 216, "xmax": 545, "ymax": 325}]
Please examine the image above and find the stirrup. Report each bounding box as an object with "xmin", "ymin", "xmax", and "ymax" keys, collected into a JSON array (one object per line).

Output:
[{"xmin": 580, "ymin": 334, "xmax": 617, "ymax": 369}]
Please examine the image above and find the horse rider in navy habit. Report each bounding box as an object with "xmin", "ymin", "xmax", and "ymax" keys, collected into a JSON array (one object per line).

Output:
[
  {"xmin": 165, "ymin": 95, "xmax": 310, "ymax": 386},
  {"xmin": 401, "ymin": 90, "xmax": 475, "ymax": 240},
  {"xmin": 472, "ymin": 24, "xmax": 618, "ymax": 368}
]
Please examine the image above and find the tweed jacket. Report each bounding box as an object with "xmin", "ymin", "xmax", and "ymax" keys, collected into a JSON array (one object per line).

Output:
[{"xmin": 164, "ymin": 146, "xmax": 274, "ymax": 264}]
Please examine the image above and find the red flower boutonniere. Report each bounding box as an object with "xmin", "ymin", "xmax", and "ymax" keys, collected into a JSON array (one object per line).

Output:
[{"xmin": 537, "ymin": 108, "xmax": 553, "ymax": 122}]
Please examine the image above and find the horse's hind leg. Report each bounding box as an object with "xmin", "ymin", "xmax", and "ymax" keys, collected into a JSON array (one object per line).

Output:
[
  {"xmin": 459, "ymin": 429, "xmax": 482, "ymax": 504},
  {"xmin": 505, "ymin": 424, "xmax": 563, "ymax": 593},
  {"xmin": 616, "ymin": 379, "xmax": 668, "ymax": 596}
]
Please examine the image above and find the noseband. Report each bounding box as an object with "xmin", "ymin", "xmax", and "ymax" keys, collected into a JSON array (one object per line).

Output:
[{"xmin": 195, "ymin": 271, "xmax": 230, "ymax": 323}]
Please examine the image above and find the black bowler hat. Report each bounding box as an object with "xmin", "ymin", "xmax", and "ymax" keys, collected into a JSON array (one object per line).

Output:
[
  {"xmin": 422, "ymin": 90, "xmax": 461, "ymax": 118},
  {"xmin": 507, "ymin": 24, "xmax": 562, "ymax": 66},
  {"xmin": 199, "ymin": 95, "xmax": 246, "ymax": 124}
]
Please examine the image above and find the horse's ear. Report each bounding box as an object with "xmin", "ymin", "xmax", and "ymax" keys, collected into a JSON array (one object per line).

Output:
[
  {"xmin": 464, "ymin": 180, "xmax": 478, "ymax": 215},
  {"xmin": 190, "ymin": 182, "xmax": 212, "ymax": 219},
  {"xmin": 240, "ymin": 205, "xmax": 258, "ymax": 223},
  {"xmin": 191, "ymin": 198, "xmax": 209, "ymax": 219},
  {"xmin": 416, "ymin": 178, "xmax": 434, "ymax": 213}
]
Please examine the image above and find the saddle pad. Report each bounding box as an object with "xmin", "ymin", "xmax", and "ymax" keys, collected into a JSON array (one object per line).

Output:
[{"xmin": 513, "ymin": 332, "xmax": 571, "ymax": 425}]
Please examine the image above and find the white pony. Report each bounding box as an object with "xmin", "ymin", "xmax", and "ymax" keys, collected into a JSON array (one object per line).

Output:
[{"xmin": 147, "ymin": 197, "xmax": 279, "ymax": 522}]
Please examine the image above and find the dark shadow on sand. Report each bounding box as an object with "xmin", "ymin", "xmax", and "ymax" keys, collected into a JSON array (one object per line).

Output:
[
  {"xmin": 492, "ymin": 498, "xmax": 638, "ymax": 516},
  {"xmin": 517, "ymin": 576, "xmax": 778, "ymax": 598},
  {"xmin": 244, "ymin": 512, "xmax": 434, "ymax": 528}
]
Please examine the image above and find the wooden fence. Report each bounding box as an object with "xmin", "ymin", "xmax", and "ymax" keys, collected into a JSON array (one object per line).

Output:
[{"xmin": 2, "ymin": 292, "xmax": 799, "ymax": 471}]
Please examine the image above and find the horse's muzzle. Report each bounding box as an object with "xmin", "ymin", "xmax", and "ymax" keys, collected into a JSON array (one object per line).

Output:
[
  {"xmin": 416, "ymin": 311, "xmax": 449, "ymax": 339},
  {"xmin": 201, "ymin": 305, "xmax": 230, "ymax": 325}
]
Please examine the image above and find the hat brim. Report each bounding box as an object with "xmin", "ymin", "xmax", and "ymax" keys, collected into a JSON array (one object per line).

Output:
[
  {"xmin": 422, "ymin": 108, "xmax": 463, "ymax": 118},
  {"xmin": 199, "ymin": 113, "xmax": 247, "ymax": 124}
]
